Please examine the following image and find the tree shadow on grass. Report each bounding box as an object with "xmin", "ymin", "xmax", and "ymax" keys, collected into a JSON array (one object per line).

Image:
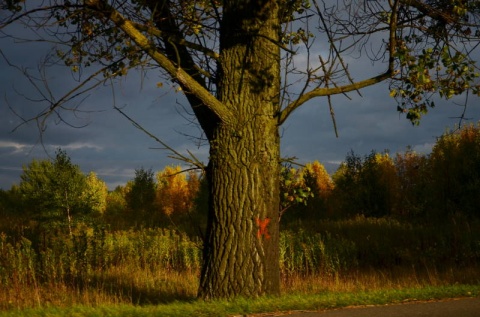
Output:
[{"xmin": 86, "ymin": 272, "xmax": 198, "ymax": 305}]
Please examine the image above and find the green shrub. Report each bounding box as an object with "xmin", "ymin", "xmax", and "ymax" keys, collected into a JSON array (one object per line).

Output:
[{"xmin": 0, "ymin": 227, "xmax": 202, "ymax": 291}]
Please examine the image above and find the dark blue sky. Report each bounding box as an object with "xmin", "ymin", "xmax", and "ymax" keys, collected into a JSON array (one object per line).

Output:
[{"xmin": 1, "ymin": 15, "xmax": 479, "ymax": 190}]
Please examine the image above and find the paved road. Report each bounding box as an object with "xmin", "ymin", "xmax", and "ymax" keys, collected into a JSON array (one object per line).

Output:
[{"xmin": 264, "ymin": 297, "xmax": 480, "ymax": 317}]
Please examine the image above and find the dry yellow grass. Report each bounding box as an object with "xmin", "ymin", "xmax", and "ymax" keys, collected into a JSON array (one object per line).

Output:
[
  {"xmin": 2, "ymin": 264, "xmax": 479, "ymax": 311},
  {"xmin": 282, "ymin": 266, "xmax": 480, "ymax": 294},
  {"xmin": 0, "ymin": 266, "xmax": 199, "ymax": 310}
]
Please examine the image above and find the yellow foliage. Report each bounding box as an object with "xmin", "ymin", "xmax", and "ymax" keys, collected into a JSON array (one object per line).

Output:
[
  {"xmin": 304, "ymin": 160, "xmax": 334, "ymax": 197},
  {"xmin": 431, "ymin": 123, "xmax": 480, "ymax": 160},
  {"xmin": 83, "ymin": 171, "xmax": 109, "ymax": 214},
  {"xmin": 156, "ymin": 165, "xmax": 199, "ymax": 216}
]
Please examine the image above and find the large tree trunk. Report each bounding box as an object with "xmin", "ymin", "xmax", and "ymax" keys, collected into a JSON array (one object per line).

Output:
[
  {"xmin": 199, "ymin": 118, "xmax": 281, "ymax": 299},
  {"xmin": 198, "ymin": 0, "xmax": 282, "ymax": 299}
]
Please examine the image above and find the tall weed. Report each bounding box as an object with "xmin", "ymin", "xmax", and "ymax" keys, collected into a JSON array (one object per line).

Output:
[
  {"xmin": 0, "ymin": 227, "xmax": 201, "ymax": 303},
  {"xmin": 280, "ymin": 230, "xmax": 357, "ymax": 277},
  {"xmin": 1, "ymin": 216, "xmax": 479, "ymax": 310}
]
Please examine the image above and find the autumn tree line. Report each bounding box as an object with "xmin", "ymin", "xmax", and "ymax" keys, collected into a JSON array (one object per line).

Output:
[
  {"xmin": 0, "ymin": 124, "xmax": 479, "ymax": 308},
  {"xmin": 0, "ymin": 123, "xmax": 479, "ymax": 239},
  {"xmin": 281, "ymin": 123, "xmax": 480, "ymax": 227}
]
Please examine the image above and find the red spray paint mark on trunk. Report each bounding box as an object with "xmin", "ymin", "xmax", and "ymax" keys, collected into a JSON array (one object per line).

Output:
[{"xmin": 256, "ymin": 217, "xmax": 271, "ymax": 239}]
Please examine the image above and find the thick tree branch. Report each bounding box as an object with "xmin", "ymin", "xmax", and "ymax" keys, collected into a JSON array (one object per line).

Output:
[
  {"xmin": 131, "ymin": 22, "xmax": 219, "ymax": 60},
  {"xmin": 278, "ymin": 70, "xmax": 393, "ymax": 125},
  {"xmin": 144, "ymin": 0, "xmax": 220, "ymax": 140},
  {"xmin": 86, "ymin": 0, "xmax": 233, "ymax": 125}
]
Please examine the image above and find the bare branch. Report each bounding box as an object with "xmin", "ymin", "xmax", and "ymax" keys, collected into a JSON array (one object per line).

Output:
[
  {"xmin": 278, "ymin": 0, "xmax": 399, "ymax": 126},
  {"xmin": 114, "ymin": 106, "xmax": 206, "ymax": 171}
]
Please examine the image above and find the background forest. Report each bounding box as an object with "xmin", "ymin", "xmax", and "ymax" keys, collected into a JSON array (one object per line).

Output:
[{"xmin": 1, "ymin": 123, "xmax": 479, "ymax": 309}]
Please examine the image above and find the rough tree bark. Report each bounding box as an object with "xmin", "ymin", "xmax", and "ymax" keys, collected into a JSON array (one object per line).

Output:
[{"xmin": 199, "ymin": 0, "xmax": 282, "ymax": 298}]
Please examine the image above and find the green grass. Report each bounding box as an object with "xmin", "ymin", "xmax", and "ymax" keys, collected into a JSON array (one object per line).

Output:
[{"xmin": 0, "ymin": 284, "xmax": 478, "ymax": 317}]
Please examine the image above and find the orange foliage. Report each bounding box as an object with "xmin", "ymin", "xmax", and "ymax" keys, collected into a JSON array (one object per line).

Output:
[
  {"xmin": 304, "ymin": 161, "xmax": 334, "ymax": 198},
  {"xmin": 155, "ymin": 165, "xmax": 200, "ymax": 216}
]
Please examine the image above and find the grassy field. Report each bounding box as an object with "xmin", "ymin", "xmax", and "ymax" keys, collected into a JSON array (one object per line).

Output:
[{"xmin": 1, "ymin": 216, "xmax": 479, "ymax": 315}]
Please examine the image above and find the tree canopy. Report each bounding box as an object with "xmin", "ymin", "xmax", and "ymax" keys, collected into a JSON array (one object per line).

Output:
[
  {"xmin": 18, "ymin": 149, "xmax": 107, "ymax": 234},
  {"xmin": 2, "ymin": 0, "xmax": 478, "ymax": 126},
  {"xmin": 1, "ymin": 0, "xmax": 479, "ymax": 299}
]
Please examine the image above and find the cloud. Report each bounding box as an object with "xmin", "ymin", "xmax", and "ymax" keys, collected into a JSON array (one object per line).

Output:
[
  {"xmin": 0, "ymin": 141, "xmax": 31, "ymax": 153},
  {"xmin": 54, "ymin": 142, "xmax": 104, "ymax": 151},
  {"xmin": 412, "ymin": 143, "xmax": 436, "ymax": 155},
  {"xmin": 0, "ymin": 166, "xmax": 23, "ymax": 172}
]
